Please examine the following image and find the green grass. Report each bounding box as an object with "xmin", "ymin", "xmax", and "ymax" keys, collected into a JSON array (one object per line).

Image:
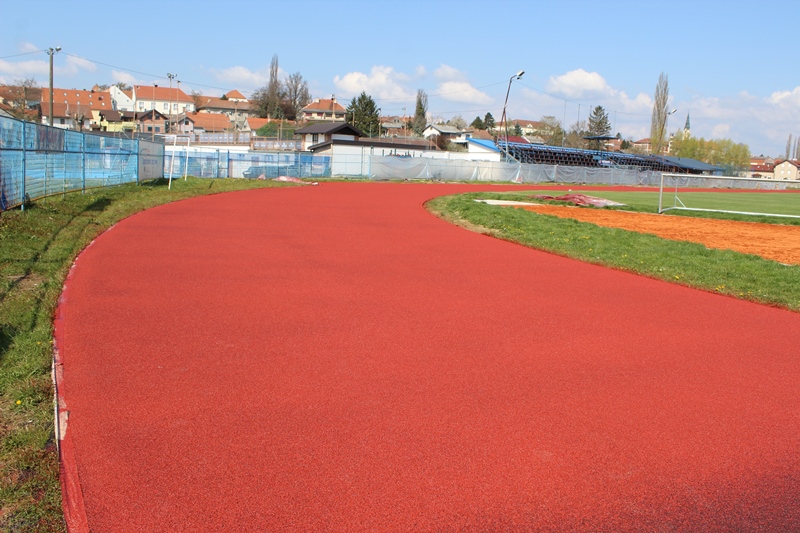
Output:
[
  {"xmin": 427, "ymin": 191, "xmax": 800, "ymax": 312},
  {"xmin": 0, "ymin": 177, "xmax": 298, "ymax": 532},
  {"xmin": 539, "ymin": 189, "xmax": 800, "ymax": 224}
]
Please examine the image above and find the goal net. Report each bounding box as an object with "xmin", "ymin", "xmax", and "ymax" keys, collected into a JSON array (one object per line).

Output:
[{"xmin": 658, "ymin": 173, "xmax": 800, "ymax": 219}]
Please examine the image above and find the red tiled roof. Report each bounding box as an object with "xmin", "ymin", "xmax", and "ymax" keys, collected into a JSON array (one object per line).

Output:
[
  {"xmin": 133, "ymin": 85, "xmax": 193, "ymax": 103},
  {"xmin": 224, "ymin": 90, "xmax": 247, "ymax": 100},
  {"xmin": 184, "ymin": 112, "xmax": 230, "ymax": 132},
  {"xmin": 41, "ymin": 88, "xmax": 112, "ymax": 114},
  {"xmin": 246, "ymin": 117, "xmax": 271, "ymax": 130},
  {"xmin": 302, "ymin": 98, "xmax": 345, "ymax": 113}
]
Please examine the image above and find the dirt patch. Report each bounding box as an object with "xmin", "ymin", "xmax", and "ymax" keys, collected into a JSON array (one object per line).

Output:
[{"xmin": 516, "ymin": 205, "xmax": 800, "ymax": 265}]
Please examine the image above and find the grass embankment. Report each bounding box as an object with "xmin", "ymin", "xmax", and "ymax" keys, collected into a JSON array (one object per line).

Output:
[
  {"xmin": 427, "ymin": 191, "xmax": 800, "ymax": 312},
  {"xmin": 0, "ymin": 177, "xmax": 295, "ymax": 532}
]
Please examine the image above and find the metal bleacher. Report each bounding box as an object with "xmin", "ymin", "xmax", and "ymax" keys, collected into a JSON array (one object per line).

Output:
[{"xmin": 498, "ymin": 141, "xmax": 697, "ymax": 173}]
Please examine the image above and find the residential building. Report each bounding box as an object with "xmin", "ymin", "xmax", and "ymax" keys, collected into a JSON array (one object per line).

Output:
[
  {"xmin": 173, "ymin": 112, "xmax": 231, "ymax": 134},
  {"xmin": 196, "ymin": 95, "xmax": 252, "ymax": 126},
  {"xmin": 295, "ymin": 122, "xmax": 362, "ymax": 151},
  {"xmin": 299, "ymin": 97, "xmax": 346, "ymax": 122},
  {"xmin": 773, "ymin": 159, "xmax": 800, "ymax": 180},
  {"xmin": 40, "ymin": 87, "xmax": 112, "ymax": 128},
  {"xmin": 749, "ymin": 157, "xmax": 775, "ymax": 180},
  {"xmin": 423, "ymin": 124, "xmax": 473, "ymax": 147},
  {"xmin": 109, "ymin": 86, "xmax": 134, "ymax": 112},
  {"xmin": 131, "ymin": 85, "xmax": 195, "ymax": 123},
  {"xmin": 90, "ymin": 109, "xmax": 137, "ymax": 132}
]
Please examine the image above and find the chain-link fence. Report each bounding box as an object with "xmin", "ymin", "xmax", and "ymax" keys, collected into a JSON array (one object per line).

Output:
[
  {"xmin": 163, "ymin": 148, "xmax": 331, "ymax": 180},
  {"xmin": 0, "ymin": 115, "xmax": 147, "ymax": 210}
]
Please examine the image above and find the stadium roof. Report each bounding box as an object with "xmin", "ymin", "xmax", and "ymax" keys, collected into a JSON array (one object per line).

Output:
[{"xmin": 656, "ymin": 156, "xmax": 721, "ymax": 172}]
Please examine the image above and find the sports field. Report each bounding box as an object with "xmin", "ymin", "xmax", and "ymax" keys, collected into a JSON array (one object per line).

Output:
[{"xmin": 55, "ymin": 183, "xmax": 800, "ymax": 531}]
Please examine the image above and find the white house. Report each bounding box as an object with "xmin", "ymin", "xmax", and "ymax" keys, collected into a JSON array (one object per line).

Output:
[
  {"xmin": 109, "ymin": 86, "xmax": 134, "ymax": 112},
  {"xmin": 773, "ymin": 160, "xmax": 800, "ymax": 180}
]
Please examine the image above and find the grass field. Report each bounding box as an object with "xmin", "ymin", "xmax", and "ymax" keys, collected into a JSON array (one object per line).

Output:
[
  {"xmin": 0, "ymin": 177, "xmax": 297, "ymax": 532},
  {"xmin": 427, "ymin": 190, "xmax": 800, "ymax": 312}
]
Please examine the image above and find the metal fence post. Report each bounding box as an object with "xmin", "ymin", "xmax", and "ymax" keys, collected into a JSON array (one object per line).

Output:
[
  {"xmin": 21, "ymin": 120, "xmax": 27, "ymax": 211},
  {"xmin": 82, "ymin": 131, "xmax": 86, "ymax": 193}
]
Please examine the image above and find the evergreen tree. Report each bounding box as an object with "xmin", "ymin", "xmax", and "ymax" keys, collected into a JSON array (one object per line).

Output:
[
  {"xmin": 513, "ymin": 122, "xmax": 522, "ymax": 136},
  {"xmin": 484, "ymin": 112, "xmax": 496, "ymax": 132},
  {"xmin": 470, "ymin": 116, "xmax": 485, "ymax": 130},
  {"xmin": 346, "ymin": 92, "xmax": 380, "ymax": 137},
  {"xmin": 587, "ymin": 105, "xmax": 611, "ymax": 150}
]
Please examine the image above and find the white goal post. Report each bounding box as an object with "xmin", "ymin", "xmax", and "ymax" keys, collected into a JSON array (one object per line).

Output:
[{"xmin": 658, "ymin": 173, "xmax": 800, "ymax": 219}]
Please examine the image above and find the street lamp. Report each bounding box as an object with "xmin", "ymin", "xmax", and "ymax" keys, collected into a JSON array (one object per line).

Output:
[
  {"xmin": 501, "ymin": 70, "xmax": 524, "ymax": 161},
  {"xmin": 151, "ymin": 83, "xmax": 158, "ymax": 140},
  {"xmin": 167, "ymin": 73, "xmax": 176, "ymax": 133},
  {"xmin": 661, "ymin": 108, "xmax": 677, "ymax": 155},
  {"xmin": 46, "ymin": 46, "xmax": 61, "ymax": 126}
]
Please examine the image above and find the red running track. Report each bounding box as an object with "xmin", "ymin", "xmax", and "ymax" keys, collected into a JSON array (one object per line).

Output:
[{"xmin": 55, "ymin": 183, "xmax": 800, "ymax": 532}]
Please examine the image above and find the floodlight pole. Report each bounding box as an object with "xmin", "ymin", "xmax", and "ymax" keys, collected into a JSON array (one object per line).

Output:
[
  {"xmin": 501, "ymin": 70, "xmax": 524, "ymax": 162},
  {"xmin": 47, "ymin": 47, "xmax": 61, "ymax": 126}
]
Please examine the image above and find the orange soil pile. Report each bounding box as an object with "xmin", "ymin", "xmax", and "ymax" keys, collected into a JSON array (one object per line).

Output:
[{"xmin": 516, "ymin": 205, "xmax": 800, "ymax": 265}]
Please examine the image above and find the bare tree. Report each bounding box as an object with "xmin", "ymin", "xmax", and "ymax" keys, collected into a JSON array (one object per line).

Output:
[
  {"xmin": 3, "ymin": 78, "xmax": 40, "ymax": 119},
  {"xmin": 282, "ymin": 72, "xmax": 310, "ymax": 120},
  {"xmin": 650, "ymin": 73, "xmax": 670, "ymax": 155}
]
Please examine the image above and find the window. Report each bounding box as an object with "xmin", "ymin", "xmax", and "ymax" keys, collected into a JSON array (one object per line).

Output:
[
  {"xmin": 163, "ymin": 103, "xmax": 168, "ymax": 111},
  {"xmin": 312, "ymin": 134, "xmax": 319, "ymax": 144}
]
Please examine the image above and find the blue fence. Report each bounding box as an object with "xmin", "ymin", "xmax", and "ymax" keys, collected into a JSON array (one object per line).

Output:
[
  {"xmin": 0, "ymin": 115, "xmax": 141, "ymax": 210},
  {"xmin": 163, "ymin": 148, "xmax": 331, "ymax": 180}
]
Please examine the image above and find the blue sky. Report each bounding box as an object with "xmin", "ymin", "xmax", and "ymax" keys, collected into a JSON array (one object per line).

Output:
[{"xmin": 2, "ymin": 0, "xmax": 796, "ymax": 156}]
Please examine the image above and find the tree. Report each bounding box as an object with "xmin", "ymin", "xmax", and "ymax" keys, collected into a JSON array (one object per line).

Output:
[
  {"xmin": 266, "ymin": 54, "xmax": 283, "ymax": 118},
  {"xmin": 6, "ymin": 78, "xmax": 39, "ymax": 119},
  {"xmin": 470, "ymin": 116, "xmax": 485, "ymax": 130},
  {"xmin": 650, "ymin": 73, "xmax": 670, "ymax": 155},
  {"xmin": 256, "ymin": 122, "xmax": 278, "ymax": 137},
  {"xmin": 190, "ymin": 90, "xmax": 205, "ymax": 110},
  {"xmin": 484, "ymin": 112, "xmax": 496, "ymax": 132},
  {"xmin": 586, "ymin": 105, "xmax": 611, "ymax": 150},
  {"xmin": 786, "ymin": 133, "xmax": 793, "ymax": 159},
  {"xmin": 513, "ymin": 122, "xmax": 522, "ymax": 136},
  {"xmin": 539, "ymin": 116, "xmax": 565, "ymax": 146},
  {"xmin": 447, "ymin": 114, "xmax": 466, "ymax": 130},
  {"xmin": 412, "ymin": 89, "xmax": 428, "ymax": 136},
  {"xmin": 564, "ymin": 120, "xmax": 588, "ymax": 149},
  {"xmin": 114, "ymin": 81, "xmax": 132, "ymax": 91},
  {"xmin": 282, "ymin": 72, "xmax": 311, "ymax": 121},
  {"xmin": 671, "ymin": 131, "xmax": 750, "ymax": 174},
  {"xmin": 346, "ymin": 92, "xmax": 380, "ymax": 137}
]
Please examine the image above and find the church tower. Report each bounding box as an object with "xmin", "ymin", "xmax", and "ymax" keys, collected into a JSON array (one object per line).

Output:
[{"xmin": 683, "ymin": 112, "xmax": 691, "ymax": 137}]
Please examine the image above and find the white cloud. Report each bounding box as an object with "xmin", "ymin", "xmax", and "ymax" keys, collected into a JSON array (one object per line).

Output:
[
  {"xmin": 212, "ymin": 66, "xmax": 270, "ymax": 91},
  {"xmin": 435, "ymin": 81, "xmax": 493, "ymax": 105},
  {"xmin": 333, "ymin": 66, "xmax": 413, "ymax": 99},
  {"xmin": 433, "ymin": 64, "xmax": 465, "ymax": 82},
  {"xmin": 58, "ymin": 55, "xmax": 96, "ymax": 76},
  {"xmin": 19, "ymin": 42, "xmax": 40, "ymax": 53},
  {"xmin": 111, "ymin": 71, "xmax": 137, "ymax": 86},
  {"xmin": 547, "ymin": 69, "xmax": 612, "ymax": 99},
  {"xmin": 415, "ymin": 65, "xmax": 427, "ymax": 77},
  {"xmin": 0, "ymin": 58, "xmax": 48, "ymax": 81}
]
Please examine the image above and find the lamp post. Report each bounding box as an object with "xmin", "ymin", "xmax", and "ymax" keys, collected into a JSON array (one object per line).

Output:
[
  {"xmin": 46, "ymin": 46, "xmax": 61, "ymax": 126},
  {"xmin": 501, "ymin": 70, "xmax": 524, "ymax": 161},
  {"xmin": 167, "ymin": 73, "xmax": 176, "ymax": 133},
  {"xmin": 151, "ymin": 83, "xmax": 158, "ymax": 140},
  {"xmin": 661, "ymin": 108, "xmax": 677, "ymax": 155}
]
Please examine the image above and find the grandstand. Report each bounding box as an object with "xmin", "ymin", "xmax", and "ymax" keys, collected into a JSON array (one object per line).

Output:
[{"xmin": 498, "ymin": 141, "xmax": 720, "ymax": 174}]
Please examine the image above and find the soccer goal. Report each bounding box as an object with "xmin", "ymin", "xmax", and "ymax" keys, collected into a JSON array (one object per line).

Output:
[{"xmin": 658, "ymin": 173, "xmax": 800, "ymax": 219}]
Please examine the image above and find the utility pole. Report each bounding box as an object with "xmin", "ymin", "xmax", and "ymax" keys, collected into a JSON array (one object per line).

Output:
[
  {"xmin": 167, "ymin": 73, "xmax": 176, "ymax": 133},
  {"xmin": 47, "ymin": 47, "xmax": 61, "ymax": 126}
]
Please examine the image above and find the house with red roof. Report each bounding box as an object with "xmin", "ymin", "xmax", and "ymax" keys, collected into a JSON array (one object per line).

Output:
[
  {"xmin": 173, "ymin": 112, "xmax": 231, "ymax": 134},
  {"xmin": 299, "ymin": 97, "xmax": 346, "ymax": 122},
  {"xmin": 130, "ymin": 85, "xmax": 195, "ymax": 123},
  {"xmin": 41, "ymin": 87, "xmax": 113, "ymax": 128}
]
